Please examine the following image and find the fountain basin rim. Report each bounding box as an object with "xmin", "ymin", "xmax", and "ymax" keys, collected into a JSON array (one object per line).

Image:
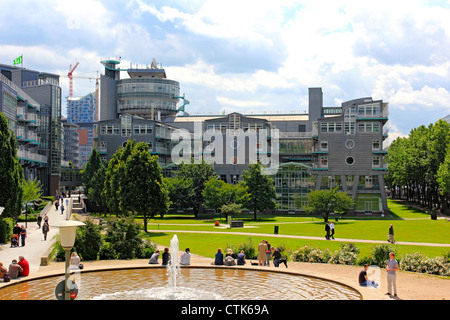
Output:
[{"xmin": 0, "ymin": 262, "xmax": 362, "ymax": 300}]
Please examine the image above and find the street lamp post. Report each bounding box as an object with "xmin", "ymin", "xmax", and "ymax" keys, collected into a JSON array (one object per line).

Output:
[{"xmin": 52, "ymin": 220, "xmax": 85, "ymax": 300}]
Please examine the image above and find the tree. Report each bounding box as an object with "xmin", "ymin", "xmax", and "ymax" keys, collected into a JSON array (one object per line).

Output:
[
  {"xmin": 81, "ymin": 148, "xmax": 101, "ymax": 198},
  {"xmin": 163, "ymin": 177, "xmax": 195, "ymax": 210},
  {"xmin": 437, "ymin": 143, "xmax": 450, "ymax": 213},
  {"xmin": 203, "ymin": 177, "xmax": 249, "ymax": 217},
  {"xmin": 88, "ymin": 162, "xmax": 107, "ymax": 212},
  {"xmin": 104, "ymin": 140, "xmax": 136, "ymax": 215},
  {"xmin": 0, "ymin": 113, "xmax": 23, "ymax": 218},
  {"xmin": 220, "ymin": 203, "xmax": 243, "ymax": 220},
  {"xmin": 21, "ymin": 178, "xmax": 42, "ymax": 204},
  {"xmin": 241, "ymin": 162, "xmax": 276, "ymax": 220},
  {"xmin": 119, "ymin": 141, "xmax": 170, "ymax": 232},
  {"xmin": 175, "ymin": 158, "xmax": 218, "ymax": 218},
  {"xmin": 304, "ymin": 187, "xmax": 354, "ymax": 222}
]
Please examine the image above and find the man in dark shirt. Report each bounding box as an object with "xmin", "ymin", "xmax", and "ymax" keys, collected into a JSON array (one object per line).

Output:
[{"xmin": 359, "ymin": 264, "xmax": 378, "ymax": 288}]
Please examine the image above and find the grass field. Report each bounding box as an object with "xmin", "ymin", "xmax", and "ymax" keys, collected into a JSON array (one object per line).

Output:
[{"xmin": 137, "ymin": 199, "xmax": 450, "ymax": 261}]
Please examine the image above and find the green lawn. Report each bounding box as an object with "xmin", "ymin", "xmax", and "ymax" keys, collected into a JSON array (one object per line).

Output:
[{"xmin": 138, "ymin": 199, "xmax": 450, "ymax": 261}]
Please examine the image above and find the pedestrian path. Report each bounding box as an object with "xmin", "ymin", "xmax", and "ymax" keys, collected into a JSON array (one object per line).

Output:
[
  {"xmin": 152, "ymin": 229, "xmax": 450, "ymax": 247},
  {"xmin": 0, "ymin": 196, "xmax": 73, "ymax": 275}
]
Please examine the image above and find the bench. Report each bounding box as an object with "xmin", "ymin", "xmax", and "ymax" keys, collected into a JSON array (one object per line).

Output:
[{"xmin": 230, "ymin": 220, "xmax": 244, "ymax": 228}]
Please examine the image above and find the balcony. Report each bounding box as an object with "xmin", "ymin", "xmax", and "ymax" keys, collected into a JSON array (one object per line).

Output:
[
  {"xmin": 372, "ymin": 163, "xmax": 388, "ymax": 171},
  {"xmin": 17, "ymin": 149, "xmax": 47, "ymax": 164}
]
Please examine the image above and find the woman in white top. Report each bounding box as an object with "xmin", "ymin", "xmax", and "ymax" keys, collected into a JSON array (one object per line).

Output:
[
  {"xmin": 180, "ymin": 248, "xmax": 191, "ymax": 265},
  {"xmin": 70, "ymin": 252, "xmax": 81, "ymax": 270}
]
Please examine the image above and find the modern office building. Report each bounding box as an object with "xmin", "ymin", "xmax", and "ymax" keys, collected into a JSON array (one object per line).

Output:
[
  {"xmin": 96, "ymin": 59, "xmax": 389, "ymax": 214},
  {"xmin": 0, "ymin": 63, "xmax": 63, "ymax": 196},
  {"xmin": 62, "ymin": 118, "xmax": 80, "ymax": 168}
]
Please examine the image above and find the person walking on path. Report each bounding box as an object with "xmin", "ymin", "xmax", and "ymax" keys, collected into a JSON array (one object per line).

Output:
[
  {"xmin": 37, "ymin": 215, "xmax": 42, "ymax": 229},
  {"xmin": 42, "ymin": 221, "xmax": 50, "ymax": 240},
  {"xmin": 325, "ymin": 221, "xmax": 331, "ymax": 240},
  {"xmin": 386, "ymin": 252, "xmax": 399, "ymax": 298},
  {"xmin": 19, "ymin": 225, "xmax": 27, "ymax": 247},
  {"xmin": 60, "ymin": 204, "xmax": 65, "ymax": 215},
  {"xmin": 257, "ymin": 240, "xmax": 268, "ymax": 266},
  {"xmin": 388, "ymin": 224, "xmax": 395, "ymax": 243},
  {"xmin": 330, "ymin": 222, "xmax": 335, "ymax": 240}
]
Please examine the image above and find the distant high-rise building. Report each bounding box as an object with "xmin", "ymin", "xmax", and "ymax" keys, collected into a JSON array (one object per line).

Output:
[
  {"xmin": 67, "ymin": 92, "xmax": 97, "ymax": 123},
  {"xmin": 67, "ymin": 92, "xmax": 97, "ymax": 168}
]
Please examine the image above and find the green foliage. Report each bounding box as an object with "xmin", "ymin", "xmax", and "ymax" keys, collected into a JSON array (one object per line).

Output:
[
  {"xmin": 241, "ymin": 162, "xmax": 277, "ymax": 219},
  {"xmin": 104, "ymin": 217, "xmax": 143, "ymax": 260},
  {"xmin": 368, "ymin": 243, "xmax": 397, "ymax": 267},
  {"xmin": 0, "ymin": 217, "xmax": 15, "ymax": 243},
  {"xmin": 226, "ymin": 237, "xmax": 257, "ymax": 259},
  {"xmin": 0, "ymin": 113, "xmax": 24, "ymax": 218},
  {"xmin": 387, "ymin": 119, "xmax": 450, "ymax": 211},
  {"xmin": 73, "ymin": 218, "xmax": 103, "ymax": 261},
  {"xmin": 164, "ymin": 177, "xmax": 195, "ymax": 210},
  {"xmin": 203, "ymin": 177, "xmax": 249, "ymax": 218},
  {"xmin": 21, "ymin": 178, "xmax": 42, "ymax": 204},
  {"xmin": 220, "ymin": 203, "xmax": 243, "ymax": 219},
  {"xmin": 119, "ymin": 141, "xmax": 169, "ymax": 229},
  {"xmin": 303, "ymin": 187, "xmax": 354, "ymax": 221},
  {"xmin": 175, "ymin": 158, "xmax": 218, "ymax": 217}
]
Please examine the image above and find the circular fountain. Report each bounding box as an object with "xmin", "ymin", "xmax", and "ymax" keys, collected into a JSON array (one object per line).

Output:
[{"xmin": 0, "ymin": 235, "xmax": 361, "ymax": 300}]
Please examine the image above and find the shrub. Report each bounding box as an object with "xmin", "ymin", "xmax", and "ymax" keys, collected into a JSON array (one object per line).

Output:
[
  {"xmin": 0, "ymin": 218, "xmax": 15, "ymax": 243},
  {"xmin": 138, "ymin": 238, "xmax": 157, "ymax": 259},
  {"xmin": 370, "ymin": 243, "xmax": 397, "ymax": 267},
  {"xmin": 104, "ymin": 217, "xmax": 143, "ymax": 260},
  {"xmin": 226, "ymin": 237, "xmax": 257, "ymax": 259},
  {"xmin": 98, "ymin": 242, "xmax": 119, "ymax": 260},
  {"xmin": 73, "ymin": 218, "xmax": 103, "ymax": 261},
  {"xmin": 290, "ymin": 245, "xmax": 331, "ymax": 263},
  {"xmin": 400, "ymin": 252, "xmax": 450, "ymax": 276},
  {"xmin": 329, "ymin": 243, "xmax": 359, "ymax": 265}
]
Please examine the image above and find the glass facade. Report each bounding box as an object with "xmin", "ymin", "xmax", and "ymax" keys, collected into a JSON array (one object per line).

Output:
[
  {"xmin": 117, "ymin": 78, "xmax": 180, "ymax": 117},
  {"xmin": 273, "ymin": 163, "xmax": 316, "ymax": 211}
]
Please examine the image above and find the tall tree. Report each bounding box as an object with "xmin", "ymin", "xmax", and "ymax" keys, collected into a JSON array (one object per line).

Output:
[
  {"xmin": 241, "ymin": 162, "xmax": 276, "ymax": 220},
  {"xmin": 119, "ymin": 141, "xmax": 170, "ymax": 232},
  {"xmin": 175, "ymin": 158, "xmax": 218, "ymax": 218},
  {"xmin": 163, "ymin": 177, "xmax": 195, "ymax": 210},
  {"xmin": 81, "ymin": 148, "xmax": 101, "ymax": 197},
  {"xmin": 304, "ymin": 187, "xmax": 354, "ymax": 222},
  {"xmin": 0, "ymin": 113, "xmax": 23, "ymax": 218},
  {"xmin": 203, "ymin": 177, "xmax": 249, "ymax": 217},
  {"xmin": 104, "ymin": 140, "xmax": 136, "ymax": 215}
]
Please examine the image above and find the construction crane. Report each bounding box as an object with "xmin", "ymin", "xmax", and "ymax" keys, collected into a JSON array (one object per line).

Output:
[{"xmin": 67, "ymin": 59, "xmax": 80, "ymax": 98}]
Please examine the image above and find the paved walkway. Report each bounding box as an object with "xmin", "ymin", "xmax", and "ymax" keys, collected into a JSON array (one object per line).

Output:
[
  {"xmin": 150, "ymin": 229, "xmax": 450, "ymax": 247},
  {"xmin": 0, "ymin": 196, "xmax": 73, "ymax": 275}
]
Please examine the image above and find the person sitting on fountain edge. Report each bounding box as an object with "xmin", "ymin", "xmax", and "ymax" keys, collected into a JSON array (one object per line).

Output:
[{"xmin": 180, "ymin": 248, "xmax": 191, "ymax": 266}]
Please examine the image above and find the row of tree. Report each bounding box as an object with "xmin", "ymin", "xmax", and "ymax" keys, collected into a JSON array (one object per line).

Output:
[
  {"xmin": 81, "ymin": 140, "xmax": 279, "ymax": 231},
  {"xmin": 385, "ymin": 119, "xmax": 450, "ymax": 212}
]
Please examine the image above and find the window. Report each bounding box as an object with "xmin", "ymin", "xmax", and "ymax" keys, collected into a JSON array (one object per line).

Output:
[
  {"xmin": 320, "ymin": 156, "xmax": 328, "ymax": 167},
  {"xmin": 346, "ymin": 156, "xmax": 355, "ymax": 165},
  {"xmin": 298, "ymin": 125, "xmax": 306, "ymax": 132},
  {"xmin": 320, "ymin": 122, "xmax": 342, "ymax": 133},
  {"xmin": 121, "ymin": 115, "xmax": 131, "ymax": 137},
  {"xmin": 345, "ymin": 139, "xmax": 355, "ymax": 149},
  {"xmin": 320, "ymin": 141, "xmax": 328, "ymax": 150},
  {"xmin": 344, "ymin": 106, "xmax": 356, "ymax": 135},
  {"xmin": 372, "ymin": 140, "xmax": 380, "ymax": 150},
  {"xmin": 372, "ymin": 156, "xmax": 380, "ymax": 166}
]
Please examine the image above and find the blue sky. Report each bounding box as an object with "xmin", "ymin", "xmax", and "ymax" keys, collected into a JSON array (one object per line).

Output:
[{"xmin": 1, "ymin": 0, "xmax": 450, "ymax": 144}]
